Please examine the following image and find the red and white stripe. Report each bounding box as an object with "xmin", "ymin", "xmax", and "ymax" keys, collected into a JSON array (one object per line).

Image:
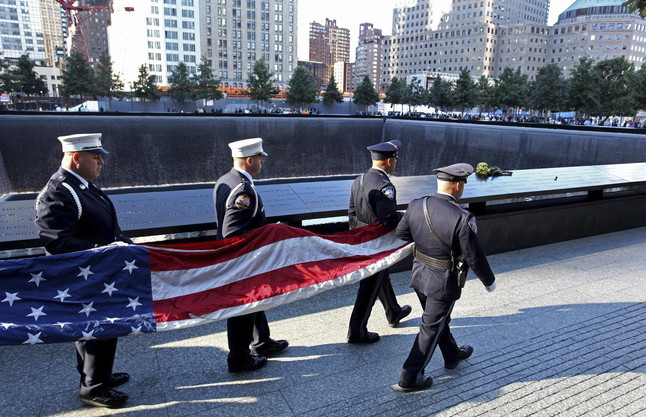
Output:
[{"xmin": 145, "ymin": 223, "xmax": 412, "ymax": 330}]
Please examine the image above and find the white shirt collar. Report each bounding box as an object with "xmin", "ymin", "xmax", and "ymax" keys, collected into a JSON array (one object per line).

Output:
[
  {"xmin": 62, "ymin": 167, "xmax": 89, "ymax": 188},
  {"xmin": 233, "ymin": 166, "xmax": 254, "ymax": 185},
  {"xmin": 436, "ymin": 191, "xmax": 456, "ymax": 201}
]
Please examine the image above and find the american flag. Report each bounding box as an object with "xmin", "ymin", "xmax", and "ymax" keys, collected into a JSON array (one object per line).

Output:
[{"xmin": 0, "ymin": 223, "xmax": 411, "ymax": 346}]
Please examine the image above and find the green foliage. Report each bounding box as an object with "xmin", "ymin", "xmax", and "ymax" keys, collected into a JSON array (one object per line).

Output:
[
  {"xmin": 404, "ymin": 76, "xmax": 427, "ymax": 110},
  {"xmin": 384, "ymin": 77, "xmax": 407, "ymax": 109},
  {"xmin": 453, "ymin": 68, "xmax": 478, "ymax": 113},
  {"xmin": 593, "ymin": 57, "xmax": 636, "ymax": 118},
  {"xmin": 529, "ymin": 63, "xmax": 567, "ymax": 114},
  {"xmin": 192, "ymin": 57, "xmax": 223, "ymax": 102},
  {"xmin": 0, "ymin": 54, "xmax": 11, "ymax": 94},
  {"xmin": 476, "ymin": 75, "xmax": 493, "ymax": 110},
  {"xmin": 567, "ymin": 57, "xmax": 600, "ymax": 117},
  {"xmin": 60, "ymin": 51, "xmax": 95, "ymax": 98},
  {"xmin": 428, "ymin": 76, "xmax": 453, "ymax": 112},
  {"xmin": 9, "ymin": 54, "xmax": 47, "ymax": 97},
  {"xmin": 245, "ymin": 58, "xmax": 279, "ymax": 105},
  {"xmin": 322, "ymin": 74, "xmax": 343, "ymax": 104},
  {"xmin": 168, "ymin": 62, "xmax": 194, "ymax": 108},
  {"xmin": 286, "ymin": 66, "xmax": 318, "ymax": 110},
  {"xmin": 94, "ymin": 51, "xmax": 113, "ymax": 98},
  {"xmin": 633, "ymin": 64, "xmax": 646, "ymax": 110},
  {"xmin": 353, "ymin": 75, "xmax": 379, "ymax": 109},
  {"xmin": 492, "ymin": 67, "xmax": 529, "ymax": 112},
  {"xmin": 622, "ymin": 0, "xmax": 646, "ymax": 17},
  {"xmin": 131, "ymin": 64, "xmax": 160, "ymax": 102}
]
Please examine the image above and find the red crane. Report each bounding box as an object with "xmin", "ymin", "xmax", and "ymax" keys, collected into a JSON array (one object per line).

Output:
[{"xmin": 55, "ymin": 0, "xmax": 114, "ymax": 65}]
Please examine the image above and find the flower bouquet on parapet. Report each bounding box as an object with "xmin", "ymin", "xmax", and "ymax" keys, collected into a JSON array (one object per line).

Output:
[{"xmin": 475, "ymin": 162, "xmax": 513, "ymax": 178}]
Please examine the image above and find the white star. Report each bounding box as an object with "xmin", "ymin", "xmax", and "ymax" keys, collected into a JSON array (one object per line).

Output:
[
  {"xmin": 2, "ymin": 292, "xmax": 21, "ymax": 307},
  {"xmin": 23, "ymin": 332, "xmax": 44, "ymax": 344},
  {"xmin": 77, "ymin": 265, "xmax": 94, "ymax": 280},
  {"xmin": 79, "ymin": 302, "xmax": 97, "ymax": 317},
  {"xmin": 106, "ymin": 317, "xmax": 121, "ymax": 323},
  {"xmin": 26, "ymin": 306, "xmax": 47, "ymax": 321},
  {"xmin": 53, "ymin": 288, "xmax": 72, "ymax": 302},
  {"xmin": 123, "ymin": 260, "xmax": 139, "ymax": 274},
  {"xmin": 126, "ymin": 297, "xmax": 142, "ymax": 311},
  {"xmin": 79, "ymin": 330, "xmax": 97, "ymax": 341},
  {"xmin": 54, "ymin": 322, "xmax": 71, "ymax": 329},
  {"xmin": 29, "ymin": 272, "xmax": 46, "ymax": 287},
  {"xmin": 102, "ymin": 282, "xmax": 118, "ymax": 297},
  {"xmin": 1, "ymin": 323, "xmax": 16, "ymax": 330},
  {"xmin": 130, "ymin": 326, "xmax": 142, "ymax": 335}
]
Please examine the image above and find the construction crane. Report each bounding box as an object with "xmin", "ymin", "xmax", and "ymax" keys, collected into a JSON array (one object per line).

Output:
[{"xmin": 54, "ymin": 1, "xmax": 129, "ymax": 66}]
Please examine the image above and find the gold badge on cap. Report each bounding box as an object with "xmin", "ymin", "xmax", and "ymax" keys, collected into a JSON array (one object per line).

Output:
[{"xmin": 234, "ymin": 194, "xmax": 251, "ymax": 210}]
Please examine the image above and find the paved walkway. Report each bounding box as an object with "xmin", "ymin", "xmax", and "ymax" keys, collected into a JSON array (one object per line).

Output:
[{"xmin": 1, "ymin": 227, "xmax": 645, "ymax": 416}]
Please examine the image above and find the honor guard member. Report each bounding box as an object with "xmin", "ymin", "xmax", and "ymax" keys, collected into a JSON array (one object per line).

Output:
[
  {"xmin": 347, "ymin": 139, "xmax": 412, "ymax": 344},
  {"xmin": 394, "ymin": 163, "xmax": 497, "ymax": 392},
  {"xmin": 34, "ymin": 133, "xmax": 132, "ymax": 408},
  {"xmin": 213, "ymin": 138, "xmax": 289, "ymax": 373}
]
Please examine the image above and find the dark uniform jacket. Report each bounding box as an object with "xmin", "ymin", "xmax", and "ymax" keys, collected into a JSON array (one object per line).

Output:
[
  {"xmin": 395, "ymin": 193, "xmax": 495, "ymax": 301},
  {"xmin": 35, "ymin": 168, "xmax": 132, "ymax": 255},
  {"xmin": 214, "ymin": 168, "xmax": 267, "ymax": 239},
  {"xmin": 349, "ymin": 168, "xmax": 402, "ymax": 229}
]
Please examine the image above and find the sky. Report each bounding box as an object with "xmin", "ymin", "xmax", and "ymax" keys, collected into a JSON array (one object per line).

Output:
[{"xmin": 297, "ymin": 0, "xmax": 574, "ymax": 61}]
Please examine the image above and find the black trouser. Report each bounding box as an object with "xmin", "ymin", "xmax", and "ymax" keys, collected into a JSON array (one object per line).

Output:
[
  {"xmin": 399, "ymin": 291, "xmax": 459, "ymax": 387},
  {"xmin": 227, "ymin": 311, "xmax": 270, "ymax": 363},
  {"xmin": 76, "ymin": 338, "xmax": 118, "ymax": 396},
  {"xmin": 348, "ymin": 269, "xmax": 402, "ymax": 339}
]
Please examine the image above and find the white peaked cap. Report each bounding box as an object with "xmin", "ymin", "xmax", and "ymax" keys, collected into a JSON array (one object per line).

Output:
[
  {"xmin": 58, "ymin": 133, "xmax": 108, "ymax": 154},
  {"xmin": 228, "ymin": 138, "xmax": 268, "ymax": 158}
]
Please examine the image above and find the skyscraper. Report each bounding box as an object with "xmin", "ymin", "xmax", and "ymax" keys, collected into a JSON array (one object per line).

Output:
[
  {"xmin": 1, "ymin": 0, "xmax": 51, "ymax": 63},
  {"xmin": 309, "ymin": 18, "xmax": 350, "ymax": 85},
  {"xmin": 200, "ymin": 0, "xmax": 298, "ymax": 91},
  {"xmin": 350, "ymin": 23, "xmax": 384, "ymax": 91}
]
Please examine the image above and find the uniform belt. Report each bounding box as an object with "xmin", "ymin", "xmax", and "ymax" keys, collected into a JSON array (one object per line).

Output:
[{"xmin": 413, "ymin": 247, "xmax": 453, "ymax": 270}]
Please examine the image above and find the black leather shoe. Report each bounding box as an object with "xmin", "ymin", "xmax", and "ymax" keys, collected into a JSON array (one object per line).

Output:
[
  {"xmin": 395, "ymin": 376, "xmax": 433, "ymax": 393},
  {"xmin": 107, "ymin": 372, "xmax": 130, "ymax": 387},
  {"xmin": 228, "ymin": 355, "xmax": 268, "ymax": 373},
  {"xmin": 389, "ymin": 305, "xmax": 412, "ymax": 328},
  {"xmin": 251, "ymin": 339, "xmax": 289, "ymax": 357},
  {"xmin": 347, "ymin": 331, "xmax": 380, "ymax": 344},
  {"xmin": 79, "ymin": 388, "xmax": 128, "ymax": 408},
  {"xmin": 445, "ymin": 345, "xmax": 474, "ymax": 369}
]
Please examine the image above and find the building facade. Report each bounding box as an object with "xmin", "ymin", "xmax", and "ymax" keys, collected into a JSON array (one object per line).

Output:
[
  {"xmin": 350, "ymin": 22, "xmax": 384, "ymax": 91},
  {"xmin": 1, "ymin": 0, "xmax": 51, "ymax": 63},
  {"xmin": 200, "ymin": 0, "xmax": 297, "ymax": 91},
  {"xmin": 309, "ymin": 18, "xmax": 349, "ymax": 85}
]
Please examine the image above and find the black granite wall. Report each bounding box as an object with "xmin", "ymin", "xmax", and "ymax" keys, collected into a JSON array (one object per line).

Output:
[{"xmin": 1, "ymin": 114, "xmax": 645, "ymax": 194}]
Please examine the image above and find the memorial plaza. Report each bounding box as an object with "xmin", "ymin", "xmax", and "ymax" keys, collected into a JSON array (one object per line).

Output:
[{"xmin": 0, "ymin": 226, "xmax": 644, "ymax": 416}]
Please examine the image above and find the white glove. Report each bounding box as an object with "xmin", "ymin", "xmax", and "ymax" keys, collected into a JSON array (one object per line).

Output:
[
  {"xmin": 109, "ymin": 241, "xmax": 129, "ymax": 246},
  {"xmin": 485, "ymin": 281, "xmax": 496, "ymax": 293}
]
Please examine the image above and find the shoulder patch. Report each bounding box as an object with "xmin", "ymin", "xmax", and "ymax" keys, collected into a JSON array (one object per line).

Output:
[
  {"xmin": 382, "ymin": 185, "xmax": 395, "ymax": 200},
  {"xmin": 233, "ymin": 194, "xmax": 251, "ymax": 210},
  {"xmin": 468, "ymin": 217, "xmax": 478, "ymax": 234}
]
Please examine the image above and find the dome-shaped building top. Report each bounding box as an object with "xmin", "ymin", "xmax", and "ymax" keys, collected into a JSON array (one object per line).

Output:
[{"xmin": 558, "ymin": 0, "xmax": 633, "ymax": 21}]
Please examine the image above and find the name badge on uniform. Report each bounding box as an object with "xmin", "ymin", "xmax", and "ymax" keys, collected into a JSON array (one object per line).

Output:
[
  {"xmin": 234, "ymin": 194, "xmax": 251, "ymax": 210},
  {"xmin": 382, "ymin": 186, "xmax": 395, "ymax": 200}
]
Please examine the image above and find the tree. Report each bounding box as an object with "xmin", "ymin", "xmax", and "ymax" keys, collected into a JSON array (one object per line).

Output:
[
  {"xmin": 286, "ymin": 66, "xmax": 318, "ymax": 112},
  {"xmin": 192, "ymin": 57, "xmax": 223, "ymax": 104},
  {"xmin": 428, "ymin": 76, "xmax": 453, "ymax": 113},
  {"xmin": 322, "ymin": 74, "xmax": 343, "ymax": 104},
  {"xmin": 568, "ymin": 57, "xmax": 600, "ymax": 118},
  {"xmin": 60, "ymin": 51, "xmax": 95, "ymax": 99},
  {"xmin": 131, "ymin": 64, "xmax": 160, "ymax": 105},
  {"xmin": 168, "ymin": 62, "xmax": 194, "ymax": 110},
  {"xmin": 244, "ymin": 58, "xmax": 279, "ymax": 109},
  {"xmin": 593, "ymin": 57, "xmax": 636, "ymax": 121},
  {"xmin": 10, "ymin": 54, "xmax": 47, "ymax": 96},
  {"xmin": 94, "ymin": 51, "xmax": 125, "ymax": 110},
  {"xmin": 492, "ymin": 66, "xmax": 529, "ymax": 114},
  {"xmin": 529, "ymin": 63, "xmax": 567, "ymax": 118},
  {"xmin": 0, "ymin": 53, "xmax": 11, "ymax": 94},
  {"xmin": 476, "ymin": 75, "xmax": 493, "ymax": 112},
  {"xmin": 452, "ymin": 68, "xmax": 478, "ymax": 114},
  {"xmin": 353, "ymin": 75, "xmax": 379, "ymax": 112},
  {"xmin": 622, "ymin": 0, "xmax": 646, "ymax": 17},
  {"xmin": 633, "ymin": 64, "xmax": 646, "ymax": 111},
  {"xmin": 404, "ymin": 76, "xmax": 427, "ymax": 112},
  {"xmin": 384, "ymin": 76, "xmax": 407, "ymax": 112}
]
